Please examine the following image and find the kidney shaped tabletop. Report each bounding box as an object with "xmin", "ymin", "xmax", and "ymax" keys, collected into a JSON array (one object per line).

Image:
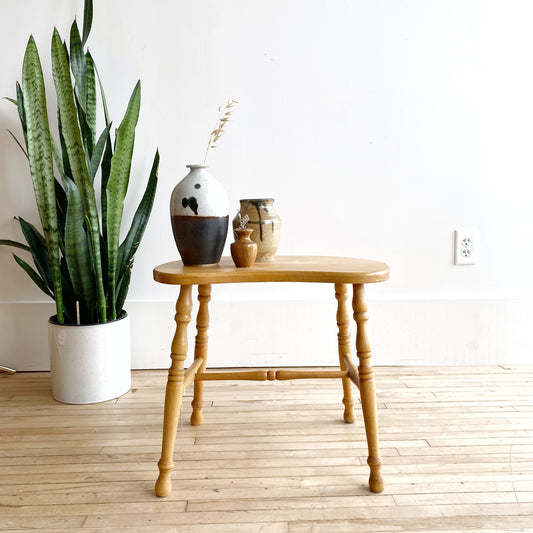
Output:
[{"xmin": 153, "ymin": 256, "xmax": 390, "ymax": 286}]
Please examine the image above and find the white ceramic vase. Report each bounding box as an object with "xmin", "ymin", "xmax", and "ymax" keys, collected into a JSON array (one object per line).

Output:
[
  {"xmin": 170, "ymin": 165, "xmax": 229, "ymax": 265},
  {"xmin": 48, "ymin": 313, "xmax": 131, "ymax": 404}
]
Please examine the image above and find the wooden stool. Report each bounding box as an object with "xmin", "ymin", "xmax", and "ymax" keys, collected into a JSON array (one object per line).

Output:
[{"xmin": 152, "ymin": 256, "xmax": 390, "ymax": 498}]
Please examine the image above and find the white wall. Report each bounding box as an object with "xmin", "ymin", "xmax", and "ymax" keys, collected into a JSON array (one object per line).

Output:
[{"xmin": 2, "ymin": 0, "xmax": 533, "ymax": 370}]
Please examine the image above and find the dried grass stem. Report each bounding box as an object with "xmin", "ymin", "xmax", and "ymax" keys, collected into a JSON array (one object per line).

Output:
[{"xmin": 203, "ymin": 98, "xmax": 238, "ymax": 164}]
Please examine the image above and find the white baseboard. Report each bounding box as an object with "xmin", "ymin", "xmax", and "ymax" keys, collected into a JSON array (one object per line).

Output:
[{"xmin": 1, "ymin": 297, "xmax": 531, "ymax": 371}]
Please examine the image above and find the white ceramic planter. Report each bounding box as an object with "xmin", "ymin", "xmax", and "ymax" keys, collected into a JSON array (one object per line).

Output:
[{"xmin": 48, "ymin": 313, "xmax": 131, "ymax": 404}]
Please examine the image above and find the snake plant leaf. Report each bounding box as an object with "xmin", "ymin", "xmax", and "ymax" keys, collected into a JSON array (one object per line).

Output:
[
  {"xmin": 7, "ymin": 130, "xmax": 28, "ymax": 159},
  {"xmin": 114, "ymin": 261, "xmax": 132, "ymax": 317},
  {"xmin": 6, "ymin": 85, "xmax": 29, "ymax": 156},
  {"xmin": 13, "ymin": 254, "xmax": 54, "ymax": 298},
  {"xmin": 0, "ymin": 239, "xmax": 31, "ymax": 252},
  {"xmin": 85, "ymin": 51, "xmax": 96, "ymax": 149},
  {"xmin": 94, "ymin": 62, "xmax": 113, "ymax": 242},
  {"xmin": 69, "ymin": 20, "xmax": 86, "ymax": 112},
  {"xmin": 89, "ymin": 122, "xmax": 112, "ymax": 181},
  {"xmin": 22, "ymin": 35, "xmax": 64, "ymax": 322},
  {"xmin": 117, "ymin": 150, "xmax": 159, "ymax": 277},
  {"xmin": 75, "ymin": 94, "xmax": 92, "ymax": 160},
  {"xmin": 51, "ymin": 138, "xmax": 64, "ymax": 177},
  {"xmin": 99, "ymin": 231, "xmax": 109, "ymax": 284},
  {"xmin": 94, "ymin": 63, "xmax": 111, "ymax": 127},
  {"xmin": 15, "ymin": 82, "xmax": 28, "ymax": 145},
  {"xmin": 54, "ymin": 178, "xmax": 68, "ymax": 216},
  {"xmin": 56, "ymin": 110, "xmax": 73, "ymax": 181},
  {"xmin": 16, "ymin": 216, "xmax": 52, "ymax": 287},
  {"xmin": 62, "ymin": 177, "xmax": 95, "ymax": 314},
  {"xmin": 82, "ymin": 0, "xmax": 93, "ymax": 46},
  {"xmin": 53, "ymin": 177, "xmax": 67, "ymax": 256},
  {"xmin": 51, "ymin": 27, "xmax": 106, "ymax": 322},
  {"xmin": 70, "ymin": 21, "xmax": 96, "ymax": 158},
  {"xmin": 52, "ymin": 85, "xmax": 72, "ymax": 258},
  {"xmin": 4, "ymin": 97, "xmax": 17, "ymax": 105},
  {"xmin": 100, "ymin": 135, "xmax": 112, "ymax": 243},
  {"xmin": 106, "ymin": 80, "xmax": 141, "ymax": 320},
  {"xmin": 60, "ymin": 256, "xmax": 78, "ymax": 324}
]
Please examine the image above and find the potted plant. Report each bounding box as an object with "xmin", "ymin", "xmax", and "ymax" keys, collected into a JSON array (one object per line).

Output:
[{"xmin": 0, "ymin": 0, "xmax": 159, "ymax": 403}]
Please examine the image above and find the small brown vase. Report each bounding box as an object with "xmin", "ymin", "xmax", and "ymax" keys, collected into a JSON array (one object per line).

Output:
[{"xmin": 231, "ymin": 228, "xmax": 258, "ymax": 268}]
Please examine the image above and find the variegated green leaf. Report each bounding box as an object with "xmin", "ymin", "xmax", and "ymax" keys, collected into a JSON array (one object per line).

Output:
[
  {"xmin": 69, "ymin": 20, "xmax": 86, "ymax": 111},
  {"xmin": 70, "ymin": 21, "xmax": 96, "ymax": 159},
  {"xmin": 15, "ymin": 82, "xmax": 27, "ymax": 145},
  {"xmin": 62, "ymin": 177, "xmax": 95, "ymax": 314},
  {"xmin": 117, "ymin": 150, "xmax": 158, "ymax": 278},
  {"xmin": 51, "ymin": 138, "xmax": 64, "ymax": 176},
  {"xmin": 22, "ymin": 35, "xmax": 63, "ymax": 322},
  {"xmin": 82, "ymin": 0, "xmax": 93, "ymax": 46},
  {"xmin": 51, "ymin": 27, "xmax": 106, "ymax": 322},
  {"xmin": 57, "ymin": 109, "xmax": 73, "ymax": 180},
  {"xmin": 89, "ymin": 122, "xmax": 112, "ymax": 181},
  {"xmin": 85, "ymin": 51, "xmax": 96, "ymax": 148},
  {"xmin": 106, "ymin": 80, "xmax": 140, "ymax": 320}
]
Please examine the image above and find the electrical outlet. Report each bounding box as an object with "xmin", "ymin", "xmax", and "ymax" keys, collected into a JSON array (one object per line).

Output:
[{"xmin": 454, "ymin": 228, "xmax": 479, "ymax": 265}]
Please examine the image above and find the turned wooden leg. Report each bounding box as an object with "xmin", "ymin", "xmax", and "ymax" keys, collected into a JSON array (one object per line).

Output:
[
  {"xmin": 191, "ymin": 284, "xmax": 211, "ymax": 426},
  {"xmin": 353, "ymin": 283, "xmax": 384, "ymax": 493},
  {"xmin": 155, "ymin": 284, "xmax": 193, "ymax": 498},
  {"xmin": 335, "ymin": 283, "xmax": 356, "ymax": 423}
]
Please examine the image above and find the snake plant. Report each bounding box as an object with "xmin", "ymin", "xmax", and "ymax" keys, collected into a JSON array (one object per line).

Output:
[{"xmin": 0, "ymin": 0, "xmax": 159, "ymax": 325}]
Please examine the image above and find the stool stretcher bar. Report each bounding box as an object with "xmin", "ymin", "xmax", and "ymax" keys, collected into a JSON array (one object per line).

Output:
[
  {"xmin": 187, "ymin": 364, "xmax": 360, "ymax": 389},
  {"xmin": 183, "ymin": 357, "xmax": 205, "ymax": 389},
  {"xmin": 194, "ymin": 368, "xmax": 352, "ymax": 382}
]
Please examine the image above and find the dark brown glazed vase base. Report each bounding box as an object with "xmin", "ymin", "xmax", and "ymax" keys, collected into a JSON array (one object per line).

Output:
[{"xmin": 171, "ymin": 215, "xmax": 229, "ymax": 266}]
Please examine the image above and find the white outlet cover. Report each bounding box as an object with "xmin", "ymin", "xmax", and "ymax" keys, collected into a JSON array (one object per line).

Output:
[{"xmin": 454, "ymin": 228, "xmax": 480, "ymax": 265}]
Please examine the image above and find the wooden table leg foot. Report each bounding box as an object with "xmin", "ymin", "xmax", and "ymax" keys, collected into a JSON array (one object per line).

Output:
[
  {"xmin": 342, "ymin": 399, "xmax": 356, "ymax": 423},
  {"xmin": 155, "ymin": 464, "xmax": 173, "ymax": 497},
  {"xmin": 368, "ymin": 457, "xmax": 384, "ymax": 493},
  {"xmin": 353, "ymin": 283, "xmax": 384, "ymax": 493},
  {"xmin": 155, "ymin": 285, "xmax": 192, "ymax": 498},
  {"xmin": 190, "ymin": 410, "xmax": 203, "ymax": 426}
]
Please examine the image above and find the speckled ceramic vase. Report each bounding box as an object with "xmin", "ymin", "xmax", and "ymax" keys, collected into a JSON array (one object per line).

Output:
[
  {"xmin": 232, "ymin": 198, "xmax": 281, "ymax": 262},
  {"xmin": 170, "ymin": 165, "xmax": 229, "ymax": 266}
]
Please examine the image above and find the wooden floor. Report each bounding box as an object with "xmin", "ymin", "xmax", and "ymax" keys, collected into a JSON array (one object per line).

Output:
[{"xmin": 1, "ymin": 366, "xmax": 532, "ymax": 532}]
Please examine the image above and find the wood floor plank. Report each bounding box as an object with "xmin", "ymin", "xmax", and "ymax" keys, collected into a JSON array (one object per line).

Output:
[{"xmin": 1, "ymin": 365, "xmax": 532, "ymax": 532}]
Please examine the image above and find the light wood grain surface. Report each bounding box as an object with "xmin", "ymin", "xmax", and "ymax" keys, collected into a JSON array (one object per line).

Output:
[
  {"xmin": 1, "ymin": 366, "xmax": 532, "ymax": 532},
  {"xmin": 154, "ymin": 256, "xmax": 390, "ymax": 285}
]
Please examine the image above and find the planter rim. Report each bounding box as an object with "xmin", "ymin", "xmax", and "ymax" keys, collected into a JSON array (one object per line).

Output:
[{"xmin": 48, "ymin": 310, "xmax": 128, "ymax": 327}]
